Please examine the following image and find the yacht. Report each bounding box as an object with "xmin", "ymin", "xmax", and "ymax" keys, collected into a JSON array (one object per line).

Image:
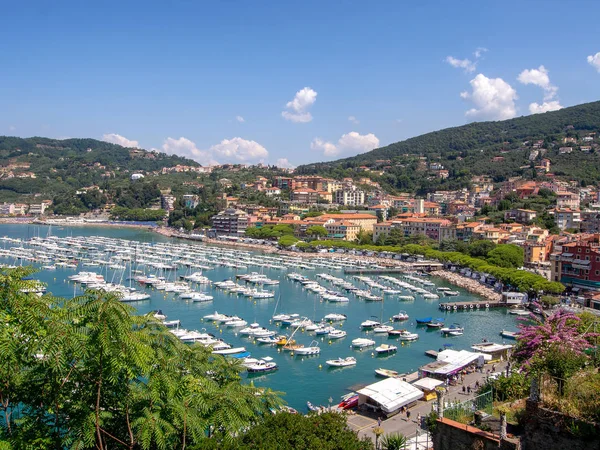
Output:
[{"xmin": 325, "ymin": 356, "xmax": 356, "ymax": 367}]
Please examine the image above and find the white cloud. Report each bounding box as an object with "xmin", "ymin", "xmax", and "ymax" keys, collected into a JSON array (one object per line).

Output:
[
  {"xmin": 311, "ymin": 131, "xmax": 380, "ymax": 158},
  {"xmin": 518, "ymin": 65, "xmax": 562, "ymax": 113},
  {"xmin": 587, "ymin": 52, "xmax": 600, "ymax": 73},
  {"xmin": 528, "ymin": 101, "xmax": 563, "ymax": 114},
  {"xmin": 445, "ymin": 56, "xmax": 476, "ymax": 73},
  {"xmin": 161, "ymin": 136, "xmax": 268, "ymax": 165},
  {"xmin": 282, "ymin": 87, "xmax": 317, "ymax": 123},
  {"xmin": 162, "ymin": 137, "xmax": 217, "ymax": 165},
  {"xmin": 348, "ymin": 115, "xmax": 360, "ymax": 125},
  {"xmin": 275, "ymin": 158, "xmax": 295, "ymax": 169},
  {"xmin": 209, "ymin": 137, "xmax": 268, "ymax": 163},
  {"xmin": 102, "ymin": 133, "xmax": 139, "ymax": 148},
  {"xmin": 517, "ymin": 65, "xmax": 559, "ymax": 101},
  {"xmin": 474, "ymin": 47, "xmax": 488, "ymax": 59},
  {"xmin": 236, "ymin": 115, "xmax": 245, "ymax": 123},
  {"xmin": 461, "ymin": 74, "xmax": 518, "ymax": 120}
]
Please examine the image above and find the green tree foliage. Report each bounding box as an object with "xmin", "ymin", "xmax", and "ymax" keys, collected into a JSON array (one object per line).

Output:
[
  {"xmin": 114, "ymin": 182, "xmax": 161, "ymax": 209},
  {"xmin": 295, "ymin": 101, "xmax": 600, "ymax": 192},
  {"xmin": 539, "ymin": 295, "xmax": 560, "ymax": 308},
  {"xmin": 201, "ymin": 412, "xmax": 371, "ymax": 450},
  {"xmin": 486, "ymin": 244, "xmax": 525, "ymax": 269},
  {"xmin": 380, "ymin": 432, "xmax": 407, "ymax": 450},
  {"xmin": 306, "ymin": 225, "xmax": 328, "ymax": 239},
  {"xmin": 478, "ymin": 372, "xmax": 531, "ymax": 402},
  {"xmin": 466, "ymin": 240, "xmax": 496, "ymax": 258},
  {"xmin": 110, "ymin": 206, "xmax": 166, "ymax": 221},
  {"xmin": 0, "ymin": 268, "xmax": 281, "ymax": 449},
  {"xmin": 245, "ymin": 224, "xmax": 295, "ymax": 240},
  {"xmin": 278, "ymin": 235, "xmax": 300, "ymax": 247}
]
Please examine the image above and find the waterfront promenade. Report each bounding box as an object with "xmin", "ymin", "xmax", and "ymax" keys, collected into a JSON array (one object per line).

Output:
[{"xmin": 349, "ymin": 360, "xmax": 509, "ymax": 445}]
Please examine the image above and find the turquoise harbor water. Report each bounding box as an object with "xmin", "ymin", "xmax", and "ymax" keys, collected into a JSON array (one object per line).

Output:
[{"xmin": 0, "ymin": 224, "xmax": 520, "ymax": 411}]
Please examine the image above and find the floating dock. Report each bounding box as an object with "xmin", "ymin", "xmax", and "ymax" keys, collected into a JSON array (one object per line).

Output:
[
  {"xmin": 438, "ymin": 300, "xmax": 506, "ymax": 311},
  {"xmin": 344, "ymin": 263, "xmax": 443, "ymax": 274},
  {"xmin": 425, "ymin": 350, "xmax": 438, "ymax": 358}
]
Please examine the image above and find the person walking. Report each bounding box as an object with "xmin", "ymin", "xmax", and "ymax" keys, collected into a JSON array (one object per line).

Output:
[
  {"xmin": 406, "ymin": 410, "xmax": 411, "ymax": 420},
  {"xmin": 417, "ymin": 413, "xmax": 421, "ymax": 426}
]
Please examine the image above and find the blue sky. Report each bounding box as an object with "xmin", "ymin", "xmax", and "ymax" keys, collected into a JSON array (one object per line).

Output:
[{"xmin": 2, "ymin": 0, "xmax": 600, "ymax": 167}]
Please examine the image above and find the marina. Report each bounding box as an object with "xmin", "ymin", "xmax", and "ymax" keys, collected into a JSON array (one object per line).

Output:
[{"xmin": 0, "ymin": 223, "xmax": 523, "ymax": 411}]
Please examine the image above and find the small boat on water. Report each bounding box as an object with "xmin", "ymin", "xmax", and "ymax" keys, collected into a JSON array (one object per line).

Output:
[
  {"xmin": 415, "ymin": 317, "xmax": 432, "ymax": 324},
  {"xmin": 256, "ymin": 335, "xmax": 279, "ymax": 344},
  {"xmin": 360, "ymin": 319, "xmax": 380, "ymax": 329},
  {"xmin": 323, "ymin": 313, "xmax": 347, "ymax": 321},
  {"xmin": 509, "ymin": 309, "xmax": 530, "ymax": 316},
  {"xmin": 373, "ymin": 325, "xmax": 394, "ymax": 334},
  {"xmin": 351, "ymin": 338, "xmax": 376, "ymax": 349},
  {"xmin": 306, "ymin": 401, "xmax": 323, "ymax": 412},
  {"xmin": 441, "ymin": 323, "xmax": 464, "ymax": 335},
  {"xmin": 397, "ymin": 330, "xmax": 419, "ymax": 341},
  {"xmin": 444, "ymin": 291, "xmax": 460, "ymax": 296},
  {"xmin": 328, "ymin": 329, "xmax": 347, "ymax": 339},
  {"xmin": 326, "ymin": 356, "xmax": 356, "ymax": 367},
  {"xmin": 338, "ymin": 392, "xmax": 359, "ymax": 409},
  {"xmin": 427, "ymin": 318, "xmax": 445, "ymax": 328},
  {"xmin": 398, "ymin": 295, "xmax": 415, "ymax": 301},
  {"xmin": 293, "ymin": 341, "xmax": 320, "ymax": 356},
  {"xmin": 500, "ymin": 330, "xmax": 519, "ymax": 339},
  {"xmin": 247, "ymin": 359, "xmax": 278, "ymax": 373},
  {"xmin": 212, "ymin": 346, "xmax": 247, "ymax": 355},
  {"xmin": 392, "ymin": 311, "xmax": 409, "ymax": 321},
  {"xmin": 375, "ymin": 343, "xmax": 397, "ymax": 355},
  {"xmin": 375, "ymin": 368, "xmax": 400, "ymax": 378}
]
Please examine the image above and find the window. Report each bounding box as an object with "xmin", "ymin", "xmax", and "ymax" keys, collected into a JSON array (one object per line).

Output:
[
  {"xmin": 586, "ymin": 249, "xmax": 590, "ymax": 253},
  {"xmin": 596, "ymin": 270, "xmax": 600, "ymax": 276}
]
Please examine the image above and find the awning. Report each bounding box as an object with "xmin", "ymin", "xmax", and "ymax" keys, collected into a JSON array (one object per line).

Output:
[
  {"xmin": 412, "ymin": 377, "xmax": 444, "ymax": 391},
  {"xmin": 357, "ymin": 378, "xmax": 423, "ymax": 414}
]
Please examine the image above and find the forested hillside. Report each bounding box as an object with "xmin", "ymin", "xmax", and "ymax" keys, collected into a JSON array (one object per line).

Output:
[
  {"xmin": 297, "ymin": 100, "xmax": 600, "ymax": 194},
  {"xmin": 0, "ymin": 136, "xmax": 196, "ymax": 198}
]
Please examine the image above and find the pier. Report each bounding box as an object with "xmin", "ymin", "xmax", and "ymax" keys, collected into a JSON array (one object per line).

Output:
[
  {"xmin": 424, "ymin": 350, "xmax": 438, "ymax": 358},
  {"xmin": 438, "ymin": 300, "xmax": 506, "ymax": 311},
  {"xmin": 344, "ymin": 262, "xmax": 443, "ymax": 274}
]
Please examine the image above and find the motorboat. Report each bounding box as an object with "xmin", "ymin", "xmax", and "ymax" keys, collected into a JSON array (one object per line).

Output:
[
  {"xmin": 427, "ymin": 318, "xmax": 445, "ymax": 329},
  {"xmin": 509, "ymin": 309, "xmax": 530, "ymax": 316},
  {"xmin": 293, "ymin": 341, "xmax": 320, "ymax": 356},
  {"xmin": 500, "ymin": 330, "xmax": 519, "ymax": 339},
  {"xmin": 152, "ymin": 310, "xmax": 167, "ymax": 320},
  {"xmin": 246, "ymin": 359, "xmax": 278, "ymax": 373},
  {"xmin": 375, "ymin": 344, "xmax": 398, "ymax": 355},
  {"xmin": 203, "ymin": 311, "xmax": 230, "ymax": 322},
  {"xmin": 441, "ymin": 324, "xmax": 464, "ymax": 335},
  {"xmin": 392, "ymin": 311, "xmax": 409, "ymax": 321},
  {"xmin": 190, "ymin": 293, "xmax": 214, "ymax": 302},
  {"xmin": 373, "ymin": 325, "xmax": 394, "ymax": 334},
  {"xmin": 225, "ymin": 318, "xmax": 248, "ymax": 327},
  {"xmin": 315, "ymin": 326, "xmax": 336, "ymax": 335},
  {"xmin": 415, "ymin": 317, "xmax": 432, "ymax": 324},
  {"xmin": 325, "ymin": 356, "xmax": 356, "ymax": 367},
  {"xmin": 256, "ymin": 335, "xmax": 279, "ymax": 344},
  {"xmin": 323, "ymin": 313, "xmax": 347, "ymax": 321},
  {"xmin": 212, "ymin": 346, "xmax": 247, "ymax": 355},
  {"xmin": 398, "ymin": 295, "xmax": 415, "ymax": 301},
  {"xmin": 351, "ymin": 338, "xmax": 376, "ymax": 348},
  {"xmin": 375, "ymin": 368, "xmax": 400, "ymax": 378},
  {"xmin": 444, "ymin": 291, "xmax": 460, "ymax": 296},
  {"xmin": 360, "ymin": 319, "xmax": 380, "ymax": 329},
  {"xmin": 338, "ymin": 393, "xmax": 359, "ymax": 409},
  {"xmin": 397, "ymin": 330, "xmax": 419, "ymax": 341},
  {"xmin": 328, "ymin": 329, "xmax": 347, "ymax": 339}
]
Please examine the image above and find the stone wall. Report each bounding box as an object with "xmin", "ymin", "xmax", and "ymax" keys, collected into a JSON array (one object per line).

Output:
[
  {"xmin": 521, "ymin": 400, "xmax": 600, "ymax": 450},
  {"xmin": 433, "ymin": 418, "xmax": 520, "ymax": 450}
]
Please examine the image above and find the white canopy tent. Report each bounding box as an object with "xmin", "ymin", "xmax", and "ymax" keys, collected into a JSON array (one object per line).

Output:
[
  {"xmin": 357, "ymin": 378, "xmax": 423, "ymax": 415},
  {"xmin": 412, "ymin": 377, "xmax": 444, "ymax": 391}
]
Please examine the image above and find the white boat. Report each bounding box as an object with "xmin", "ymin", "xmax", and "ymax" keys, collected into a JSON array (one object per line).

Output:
[
  {"xmin": 204, "ymin": 311, "xmax": 230, "ymax": 322},
  {"xmin": 120, "ymin": 292, "xmax": 151, "ymax": 302},
  {"xmin": 375, "ymin": 344, "xmax": 398, "ymax": 354},
  {"xmin": 375, "ymin": 368, "xmax": 400, "ymax": 378},
  {"xmin": 323, "ymin": 313, "xmax": 347, "ymax": 321},
  {"xmin": 256, "ymin": 336, "xmax": 278, "ymax": 344},
  {"xmin": 212, "ymin": 346, "xmax": 247, "ymax": 355},
  {"xmin": 152, "ymin": 310, "xmax": 167, "ymax": 320},
  {"xmin": 328, "ymin": 329, "xmax": 347, "ymax": 339},
  {"xmin": 392, "ymin": 311, "xmax": 409, "ymax": 321},
  {"xmin": 397, "ymin": 330, "xmax": 419, "ymax": 341},
  {"xmin": 351, "ymin": 338, "xmax": 376, "ymax": 348},
  {"xmin": 360, "ymin": 319, "xmax": 380, "ymax": 329},
  {"xmin": 373, "ymin": 325, "xmax": 394, "ymax": 334},
  {"xmin": 397, "ymin": 295, "xmax": 415, "ymax": 301},
  {"xmin": 441, "ymin": 324, "xmax": 464, "ymax": 335},
  {"xmin": 246, "ymin": 359, "xmax": 278, "ymax": 373},
  {"xmin": 326, "ymin": 356, "xmax": 356, "ymax": 367},
  {"xmin": 293, "ymin": 341, "xmax": 320, "ymax": 356},
  {"xmin": 190, "ymin": 293, "xmax": 213, "ymax": 302},
  {"xmin": 509, "ymin": 309, "xmax": 530, "ymax": 316},
  {"xmin": 225, "ymin": 318, "xmax": 248, "ymax": 327},
  {"xmin": 500, "ymin": 330, "xmax": 519, "ymax": 339}
]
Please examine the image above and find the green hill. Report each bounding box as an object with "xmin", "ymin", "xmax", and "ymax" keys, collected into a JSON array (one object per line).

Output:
[
  {"xmin": 296, "ymin": 100, "xmax": 600, "ymax": 194},
  {"xmin": 0, "ymin": 136, "xmax": 197, "ymax": 201}
]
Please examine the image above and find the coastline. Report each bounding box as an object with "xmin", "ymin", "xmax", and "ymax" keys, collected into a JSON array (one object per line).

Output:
[{"xmin": 1, "ymin": 221, "xmax": 502, "ymax": 301}]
